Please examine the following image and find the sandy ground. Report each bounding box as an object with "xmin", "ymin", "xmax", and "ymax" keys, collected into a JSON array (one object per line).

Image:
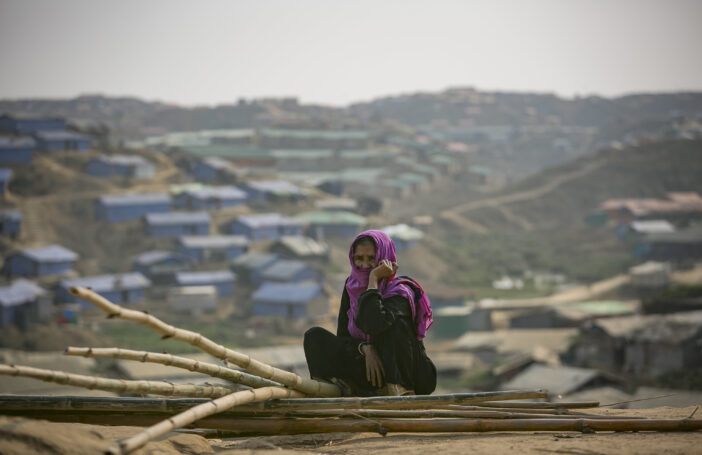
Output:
[
  {"xmin": 6, "ymin": 406, "xmax": 699, "ymax": 455},
  {"xmin": 2, "ymin": 406, "xmax": 702, "ymax": 455}
]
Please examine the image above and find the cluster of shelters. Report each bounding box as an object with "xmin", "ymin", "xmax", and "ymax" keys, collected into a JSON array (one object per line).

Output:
[{"xmin": 0, "ymin": 114, "xmax": 93, "ymax": 164}]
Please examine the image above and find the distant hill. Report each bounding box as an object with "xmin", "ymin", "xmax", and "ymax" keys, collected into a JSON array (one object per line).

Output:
[{"xmin": 2, "ymin": 90, "xmax": 701, "ymax": 140}]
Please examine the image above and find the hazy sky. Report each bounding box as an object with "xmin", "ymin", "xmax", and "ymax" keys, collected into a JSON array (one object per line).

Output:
[{"xmin": 1, "ymin": 0, "xmax": 701, "ymax": 107}]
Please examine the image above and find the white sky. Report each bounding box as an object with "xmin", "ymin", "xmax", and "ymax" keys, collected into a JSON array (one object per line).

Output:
[{"xmin": 1, "ymin": 0, "xmax": 701, "ymax": 107}]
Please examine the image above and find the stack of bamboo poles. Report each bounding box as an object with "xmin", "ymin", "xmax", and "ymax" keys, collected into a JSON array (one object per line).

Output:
[{"xmin": 0, "ymin": 287, "xmax": 700, "ymax": 455}]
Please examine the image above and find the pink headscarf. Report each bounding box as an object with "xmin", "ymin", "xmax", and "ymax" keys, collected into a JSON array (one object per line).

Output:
[{"xmin": 345, "ymin": 230, "xmax": 433, "ymax": 341}]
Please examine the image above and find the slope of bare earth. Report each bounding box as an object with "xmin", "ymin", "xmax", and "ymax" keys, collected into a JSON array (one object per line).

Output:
[{"xmin": 2, "ymin": 407, "xmax": 702, "ymax": 455}]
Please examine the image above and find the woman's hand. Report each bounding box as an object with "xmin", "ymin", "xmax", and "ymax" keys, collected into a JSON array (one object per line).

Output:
[
  {"xmin": 367, "ymin": 259, "xmax": 398, "ymax": 290},
  {"xmin": 362, "ymin": 344, "xmax": 385, "ymax": 388}
]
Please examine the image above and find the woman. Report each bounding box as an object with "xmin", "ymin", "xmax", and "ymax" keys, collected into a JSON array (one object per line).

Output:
[{"xmin": 304, "ymin": 230, "xmax": 436, "ymax": 396}]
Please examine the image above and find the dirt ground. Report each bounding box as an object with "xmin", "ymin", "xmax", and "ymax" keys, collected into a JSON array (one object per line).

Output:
[{"xmin": 2, "ymin": 406, "xmax": 702, "ymax": 455}]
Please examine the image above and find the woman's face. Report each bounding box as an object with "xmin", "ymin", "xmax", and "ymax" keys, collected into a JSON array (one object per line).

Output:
[{"xmin": 353, "ymin": 242, "xmax": 376, "ymax": 270}]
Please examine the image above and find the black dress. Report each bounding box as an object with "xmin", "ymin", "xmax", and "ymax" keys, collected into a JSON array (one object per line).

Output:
[{"xmin": 304, "ymin": 286, "xmax": 436, "ymax": 396}]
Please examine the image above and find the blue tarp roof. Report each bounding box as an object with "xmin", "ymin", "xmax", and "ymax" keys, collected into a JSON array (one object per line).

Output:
[
  {"xmin": 179, "ymin": 235, "xmax": 248, "ymax": 248},
  {"xmin": 145, "ymin": 212, "xmax": 211, "ymax": 226},
  {"xmin": 0, "ymin": 279, "xmax": 45, "ymax": 307},
  {"xmin": 61, "ymin": 272, "xmax": 151, "ymax": 292},
  {"xmin": 133, "ymin": 250, "xmax": 185, "ymax": 266},
  {"xmin": 183, "ymin": 185, "xmax": 247, "ymax": 200},
  {"xmin": 175, "ymin": 270, "xmax": 235, "ymax": 285},
  {"xmin": 261, "ymin": 260, "xmax": 311, "ymax": 280},
  {"xmin": 0, "ymin": 136, "xmax": 36, "ymax": 148},
  {"xmin": 0, "ymin": 168, "xmax": 14, "ymax": 182},
  {"xmin": 0, "ymin": 209, "xmax": 22, "ymax": 221},
  {"xmin": 231, "ymin": 253, "xmax": 278, "ymax": 270},
  {"xmin": 21, "ymin": 244, "xmax": 78, "ymax": 262},
  {"xmin": 233, "ymin": 213, "xmax": 303, "ymax": 228},
  {"xmin": 253, "ymin": 281, "xmax": 322, "ymax": 304},
  {"xmin": 99, "ymin": 193, "xmax": 171, "ymax": 206}
]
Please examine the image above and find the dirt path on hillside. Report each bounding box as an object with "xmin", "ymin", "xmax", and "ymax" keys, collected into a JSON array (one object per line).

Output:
[{"xmin": 440, "ymin": 160, "xmax": 605, "ymax": 232}]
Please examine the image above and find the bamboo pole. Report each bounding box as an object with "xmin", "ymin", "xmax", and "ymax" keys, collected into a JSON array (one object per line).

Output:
[
  {"xmin": 42, "ymin": 416, "xmax": 702, "ymax": 438},
  {"xmin": 232, "ymin": 389, "xmax": 549, "ymax": 411},
  {"xmin": 70, "ymin": 286, "xmax": 338, "ymax": 397},
  {"xmin": 109, "ymin": 386, "xmax": 304, "ymax": 455},
  {"xmin": 0, "ymin": 395, "xmax": 566, "ymax": 415},
  {"xmin": 0, "ymin": 364, "xmax": 237, "ymax": 398},
  {"xmin": 65, "ymin": 346, "xmax": 281, "ymax": 389},
  {"xmin": 472, "ymin": 401, "xmax": 600, "ymax": 409}
]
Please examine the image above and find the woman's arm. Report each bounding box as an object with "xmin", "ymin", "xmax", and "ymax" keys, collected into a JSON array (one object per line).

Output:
[{"xmin": 336, "ymin": 286, "xmax": 352, "ymax": 338}]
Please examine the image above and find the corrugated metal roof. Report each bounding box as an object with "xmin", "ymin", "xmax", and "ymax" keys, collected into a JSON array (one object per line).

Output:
[
  {"xmin": 271, "ymin": 149, "xmax": 334, "ymax": 159},
  {"xmin": 503, "ymin": 364, "xmax": 601, "ymax": 396},
  {"xmin": 202, "ymin": 157, "xmax": 237, "ymax": 170},
  {"xmin": 0, "ymin": 136, "xmax": 36, "ymax": 148},
  {"xmin": 0, "ymin": 168, "xmax": 13, "ymax": 181},
  {"xmin": 591, "ymin": 311, "xmax": 702, "ymax": 343},
  {"xmin": 381, "ymin": 224, "xmax": 425, "ymax": 242},
  {"xmin": 145, "ymin": 212, "xmax": 211, "ymax": 225},
  {"xmin": 22, "ymin": 244, "xmax": 78, "ymax": 262},
  {"xmin": 61, "ymin": 272, "xmax": 151, "ymax": 292},
  {"xmin": 296, "ymin": 211, "xmax": 366, "ymax": 226},
  {"xmin": 231, "ymin": 252, "xmax": 278, "ymax": 269},
  {"xmin": 274, "ymin": 236, "xmax": 328, "ymax": 256},
  {"xmin": 0, "ymin": 209, "xmax": 22, "ymax": 221},
  {"xmin": 234, "ymin": 213, "xmax": 303, "ymax": 228},
  {"xmin": 260, "ymin": 128, "xmax": 373, "ymax": 140},
  {"xmin": 183, "ymin": 185, "xmax": 247, "ymax": 200},
  {"xmin": 246, "ymin": 180, "xmax": 305, "ymax": 195},
  {"xmin": 314, "ymin": 198, "xmax": 358, "ymax": 211},
  {"xmin": 132, "ymin": 250, "xmax": 184, "ymax": 266},
  {"xmin": 34, "ymin": 130, "xmax": 91, "ymax": 141},
  {"xmin": 93, "ymin": 154, "xmax": 151, "ymax": 166},
  {"xmin": 253, "ymin": 281, "xmax": 322, "ymax": 304},
  {"xmin": 0, "ymin": 279, "xmax": 45, "ymax": 307},
  {"xmin": 99, "ymin": 192, "xmax": 171, "ymax": 206},
  {"xmin": 262, "ymin": 260, "xmax": 310, "ymax": 280},
  {"xmin": 179, "ymin": 235, "xmax": 248, "ymax": 248},
  {"xmin": 175, "ymin": 270, "xmax": 235, "ymax": 285},
  {"xmin": 630, "ymin": 220, "xmax": 675, "ymax": 234}
]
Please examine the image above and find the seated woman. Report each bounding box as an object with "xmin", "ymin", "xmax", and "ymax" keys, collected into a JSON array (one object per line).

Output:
[{"xmin": 304, "ymin": 230, "xmax": 436, "ymax": 396}]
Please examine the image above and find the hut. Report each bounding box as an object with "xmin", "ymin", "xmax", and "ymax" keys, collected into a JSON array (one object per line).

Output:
[
  {"xmin": 0, "ymin": 280, "xmax": 48, "ymax": 329},
  {"xmin": 144, "ymin": 212, "xmax": 211, "ymax": 238},
  {"xmin": 177, "ymin": 235, "xmax": 249, "ymax": 263},
  {"xmin": 174, "ymin": 270, "xmax": 235, "ymax": 297},
  {"xmin": 380, "ymin": 223, "xmax": 424, "ymax": 252},
  {"xmin": 0, "ymin": 136, "xmax": 34, "ymax": 164},
  {"xmin": 231, "ymin": 252, "xmax": 278, "ymax": 285},
  {"xmin": 3, "ymin": 244, "xmax": 78, "ymax": 277},
  {"xmin": 270, "ymin": 236, "xmax": 329, "ymax": 262},
  {"xmin": 33, "ymin": 130, "xmax": 92, "ymax": 152},
  {"xmin": 0, "ymin": 168, "xmax": 12, "ymax": 196},
  {"xmin": 0, "ymin": 209, "xmax": 22, "ymax": 238},
  {"xmin": 260, "ymin": 259, "xmax": 320, "ymax": 283},
  {"xmin": 252, "ymin": 281, "xmax": 324, "ymax": 318},
  {"xmin": 168, "ymin": 286, "xmax": 218, "ymax": 315},
  {"xmin": 132, "ymin": 250, "xmax": 192, "ymax": 284},
  {"xmin": 57, "ymin": 273, "xmax": 151, "ymax": 307},
  {"xmin": 225, "ymin": 213, "xmax": 304, "ymax": 241},
  {"xmin": 243, "ymin": 180, "xmax": 306, "ymax": 203},
  {"xmin": 86, "ymin": 155, "xmax": 155, "ymax": 179},
  {"xmin": 95, "ymin": 193, "xmax": 171, "ymax": 223},
  {"xmin": 174, "ymin": 185, "xmax": 247, "ymax": 210},
  {"xmin": 0, "ymin": 114, "xmax": 66, "ymax": 134},
  {"xmin": 295, "ymin": 211, "xmax": 366, "ymax": 239}
]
